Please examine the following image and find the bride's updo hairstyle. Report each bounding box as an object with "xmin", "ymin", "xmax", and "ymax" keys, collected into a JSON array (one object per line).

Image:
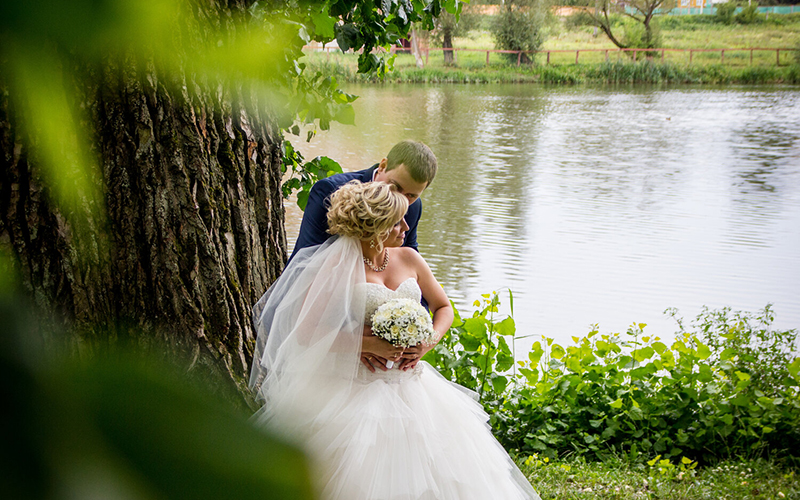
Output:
[{"xmin": 327, "ymin": 181, "xmax": 409, "ymax": 252}]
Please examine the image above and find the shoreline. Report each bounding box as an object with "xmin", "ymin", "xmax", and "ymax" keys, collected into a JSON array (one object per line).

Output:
[{"xmin": 305, "ymin": 58, "xmax": 800, "ymax": 85}]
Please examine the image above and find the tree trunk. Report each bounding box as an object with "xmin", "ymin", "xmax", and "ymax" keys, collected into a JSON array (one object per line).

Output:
[
  {"xmin": 0, "ymin": 4, "xmax": 286, "ymax": 404},
  {"xmin": 411, "ymin": 28, "xmax": 425, "ymax": 68},
  {"xmin": 443, "ymin": 30, "xmax": 454, "ymax": 65}
]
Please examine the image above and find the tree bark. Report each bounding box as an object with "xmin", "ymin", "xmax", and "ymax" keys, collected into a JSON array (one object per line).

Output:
[
  {"xmin": 411, "ymin": 28, "xmax": 425, "ymax": 68},
  {"xmin": 0, "ymin": 3, "xmax": 286, "ymax": 403},
  {"xmin": 443, "ymin": 30, "xmax": 454, "ymax": 64}
]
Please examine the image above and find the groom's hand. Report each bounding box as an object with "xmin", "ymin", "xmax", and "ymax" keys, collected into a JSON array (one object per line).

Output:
[{"xmin": 398, "ymin": 344, "xmax": 432, "ymax": 371}]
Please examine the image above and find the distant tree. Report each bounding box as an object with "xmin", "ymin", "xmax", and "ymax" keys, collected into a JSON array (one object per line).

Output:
[
  {"xmin": 585, "ymin": 0, "xmax": 676, "ymax": 50},
  {"xmin": 431, "ymin": 6, "xmax": 481, "ymax": 64},
  {"xmin": 491, "ymin": 0, "xmax": 547, "ymax": 64}
]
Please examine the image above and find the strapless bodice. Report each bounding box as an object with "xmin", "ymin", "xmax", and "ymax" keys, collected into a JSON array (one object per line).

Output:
[{"xmin": 364, "ymin": 277, "xmax": 422, "ymax": 325}]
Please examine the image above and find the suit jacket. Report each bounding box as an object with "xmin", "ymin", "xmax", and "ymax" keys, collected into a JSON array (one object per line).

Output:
[{"xmin": 289, "ymin": 165, "xmax": 423, "ymax": 261}]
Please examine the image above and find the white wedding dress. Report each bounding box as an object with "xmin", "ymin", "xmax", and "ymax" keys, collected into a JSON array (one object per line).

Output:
[{"xmin": 250, "ymin": 237, "xmax": 540, "ymax": 500}]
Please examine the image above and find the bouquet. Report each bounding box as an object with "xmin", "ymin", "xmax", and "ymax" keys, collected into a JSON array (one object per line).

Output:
[{"xmin": 370, "ymin": 298, "xmax": 437, "ymax": 369}]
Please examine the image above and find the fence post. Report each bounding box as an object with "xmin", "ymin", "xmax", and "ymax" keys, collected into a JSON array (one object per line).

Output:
[
  {"xmin": 661, "ymin": 49, "xmax": 665, "ymax": 61},
  {"xmin": 517, "ymin": 51, "xmax": 522, "ymax": 66},
  {"xmin": 605, "ymin": 50, "xmax": 609, "ymax": 62},
  {"xmin": 750, "ymin": 49, "xmax": 753, "ymax": 66},
  {"xmin": 576, "ymin": 50, "xmax": 580, "ymax": 64},
  {"xmin": 689, "ymin": 50, "xmax": 693, "ymax": 65},
  {"xmin": 721, "ymin": 49, "xmax": 724, "ymax": 64},
  {"xmin": 776, "ymin": 49, "xmax": 780, "ymax": 65},
  {"xmin": 547, "ymin": 51, "xmax": 551, "ymax": 65},
  {"xmin": 486, "ymin": 50, "xmax": 490, "ymax": 65},
  {"xmin": 454, "ymin": 48, "xmax": 458, "ymax": 63}
]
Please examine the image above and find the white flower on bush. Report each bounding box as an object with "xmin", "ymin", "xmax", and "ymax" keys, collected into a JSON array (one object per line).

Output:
[{"xmin": 371, "ymin": 298, "xmax": 437, "ymax": 351}]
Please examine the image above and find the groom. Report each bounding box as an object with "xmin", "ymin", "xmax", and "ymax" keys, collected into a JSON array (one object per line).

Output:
[{"xmin": 290, "ymin": 139, "xmax": 437, "ymax": 260}]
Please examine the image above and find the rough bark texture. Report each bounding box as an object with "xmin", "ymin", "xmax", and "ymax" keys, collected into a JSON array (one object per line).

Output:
[{"xmin": 0, "ymin": 1, "xmax": 286, "ymax": 402}]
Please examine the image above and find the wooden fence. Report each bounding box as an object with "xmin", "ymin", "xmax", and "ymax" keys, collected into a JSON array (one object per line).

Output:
[{"xmin": 308, "ymin": 45, "xmax": 796, "ymax": 67}]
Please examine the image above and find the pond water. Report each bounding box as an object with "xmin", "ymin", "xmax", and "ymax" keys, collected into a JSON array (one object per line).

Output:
[{"xmin": 290, "ymin": 83, "xmax": 800, "ymax": 350}]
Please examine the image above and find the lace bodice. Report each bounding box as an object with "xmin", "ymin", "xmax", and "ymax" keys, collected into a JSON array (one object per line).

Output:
[{"xmin": 364, "ymin": 277, "xmax": 422, "ymax": 324}]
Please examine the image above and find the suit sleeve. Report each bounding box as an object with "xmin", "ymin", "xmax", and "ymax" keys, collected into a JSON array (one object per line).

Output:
[
  {"xmin": 290, "ymin": 180, "xmax": 334, "ymax": 261},
  {"xmin": 403, "ymin": 199, "xmax": 422, "ymax": 252}
]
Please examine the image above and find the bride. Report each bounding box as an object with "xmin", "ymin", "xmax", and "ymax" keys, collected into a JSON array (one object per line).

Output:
[{"xmin": 250, "ymin": 181, "xmax": 541, "ymax": 500}]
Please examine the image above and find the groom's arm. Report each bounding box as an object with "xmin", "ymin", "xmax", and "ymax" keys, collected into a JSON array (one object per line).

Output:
[{"xmin": 290, "ymin": 180, "xmax": 335, "ymax": 261}]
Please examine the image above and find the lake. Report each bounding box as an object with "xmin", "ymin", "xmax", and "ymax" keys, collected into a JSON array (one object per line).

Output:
[{"xmin": 290, "ymin": 83, "xmax": 800, "ymax": 350}]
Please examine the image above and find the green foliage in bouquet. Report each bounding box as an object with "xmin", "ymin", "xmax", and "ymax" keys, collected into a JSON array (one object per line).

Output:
[{"xmin": 424, "ymin": 294, "xmax": 800, "ymax": 465}]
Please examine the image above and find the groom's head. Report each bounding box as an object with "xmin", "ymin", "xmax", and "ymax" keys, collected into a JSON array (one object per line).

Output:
[{"xmin": 374, "ymin": 140, "xmax": 437, "ymax": 204}]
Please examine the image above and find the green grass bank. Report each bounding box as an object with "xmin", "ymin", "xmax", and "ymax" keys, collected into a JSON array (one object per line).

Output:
[{"xmin": 305, "ymin": 54, "xmax": 800, "ymax": 84}]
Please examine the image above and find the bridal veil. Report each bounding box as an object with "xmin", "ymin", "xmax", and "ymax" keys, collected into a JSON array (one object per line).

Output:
[{"xmin": 249, "ymin": 236, "xmax": 365, "ymax": 434}]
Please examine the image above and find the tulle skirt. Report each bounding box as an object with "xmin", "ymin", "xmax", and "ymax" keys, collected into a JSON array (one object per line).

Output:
[{"xmin": 258, "ymin": 361, "xmax": 540, "ymax": 500}]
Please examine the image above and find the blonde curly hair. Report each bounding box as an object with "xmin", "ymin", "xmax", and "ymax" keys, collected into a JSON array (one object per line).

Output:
[{"xmin": 327, "ymin": 181, "xmax": 409, "ymax": 252}]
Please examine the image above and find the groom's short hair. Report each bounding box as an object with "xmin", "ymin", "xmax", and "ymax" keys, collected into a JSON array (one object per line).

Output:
[{"xmin": 386, "ymin": 140, "xmax": 437, "ymax": 186}]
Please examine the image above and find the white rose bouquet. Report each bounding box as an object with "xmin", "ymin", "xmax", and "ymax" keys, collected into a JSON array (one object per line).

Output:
[{"xmin": 370, "ymin": 298, "xmax": 437, "ymax": 369}]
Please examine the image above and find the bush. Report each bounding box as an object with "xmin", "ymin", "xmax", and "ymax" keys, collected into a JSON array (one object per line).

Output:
[
  {"xmin": 715, "ymin": 2, "xmax": 738, "ymax": 24},
  {"xmin": 491, "ymin": 2, "xmax": 545, "ymax": 64},
  {"xmin": 736, "ymin": 3, "xmax": 761, "ymax": 23},
  {"xmin": 622, "ymin": 19, "xmax": 662, "ymax": 50},
  {"xmin": 424, "ymin": 293, "xmax": 800, "ymax": 464}
]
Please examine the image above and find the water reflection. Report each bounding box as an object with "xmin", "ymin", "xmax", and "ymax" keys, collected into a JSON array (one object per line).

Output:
[{"xmin": 292, "ymin": 84, "xmax": 800, "ymax": 349}]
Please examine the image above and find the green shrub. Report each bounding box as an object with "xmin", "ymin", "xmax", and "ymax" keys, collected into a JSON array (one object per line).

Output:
[
  {"xmin": 715, "ymin": 2, "xmax": 738, "ymax": 24},
  {"xmin": 490, "ymin": 2, "xmax": 545, "ymax": 64},
  {"xmin": 622, "ymin": 18, "xmax": 662, "ymax": 49},
  {"xmin": 736, "ymin": 3, "xmax": 761, "ymax": 23},
  {"xmin": 424, "ymin": 293, "xmax": 800, "ymax": 464},
  {"xmin": 565, "ymin": 11, "xmax": 594, "ymax": 30}
]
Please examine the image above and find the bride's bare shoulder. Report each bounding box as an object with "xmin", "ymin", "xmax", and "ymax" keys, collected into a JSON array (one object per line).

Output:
[{"xmin": 391, "ymin": 247, "xmax": 428, "ymax": 267}]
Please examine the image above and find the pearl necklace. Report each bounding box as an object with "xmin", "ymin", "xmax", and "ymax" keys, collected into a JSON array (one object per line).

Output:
[{"xmin": 364, "ymin": 248, "xmax": 389, "ymax": 272}]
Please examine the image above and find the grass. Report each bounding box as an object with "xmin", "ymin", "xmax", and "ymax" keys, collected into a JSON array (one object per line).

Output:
[
  {"xmin": 303, "ymin": 52, "xmax": 800, "ymax": 84},
  {"xmin": 518, "ymin": 456, "xmax": 800, "ymax": 500},
  {"xmin": 302, "ymin": 13, "xmax": 800, "ymax": 84}
]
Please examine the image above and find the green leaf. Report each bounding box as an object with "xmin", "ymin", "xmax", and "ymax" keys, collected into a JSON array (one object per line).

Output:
[
  {"xmin": 610, "ymin": 398, "xmax": 624, "ymax": 409},
  {"xmin": 496, "ymin": 317, "xmax": 516, "ymax": 337},
  {"xmin": 310, "ymin": 10, "xmax": 337, "ymax": 39},
  {"xmin": 296, "ymin": 189, "xmax": 310, "ymax": 210},
  {"xmin": 696, "ymin": 342, "xmax": 711, "ymax": 360},
  {"xmin": 333, "ymin": 104, "xmax": 356, "ymax": 125},
  {"xmin": 789, "ymin": 357, "xmax": 800, "ymax": 378},
  {"xmin": 459, "ymin": 334, "xmax": 482, "ymax": 353},
  {"xmin": 652, "ymin": 341, "xmax": 668, "ymax": 355},
  {"xmin": 491, "ymin": 374, "xmax": 508, "ymax": 394},
  {"xmin": 633, "ymin": 346, "xmax": 654, "ymax": 362},
  {"xmin": 463, "ymin": 317, "xmax": 488, "ymax": 340},
  {"xmin": 551, "ymin": 344, "xmax": 565, "ymax": 360}
]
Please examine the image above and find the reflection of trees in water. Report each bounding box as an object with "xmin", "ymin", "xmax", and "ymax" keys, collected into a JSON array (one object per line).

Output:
[
  {"xmin": 415, "ymin": 86, "xmax": 547, "ymax": 299},
  {"xmin": 722, "ymin": 122, "xmax": 799, "ymax": 249},
  {"xmin": 730, "ymin": 124, "xmax": 799, "ymax": 195},
  {"xmin": 414, "ymin": 86, "xmax": 481, "ymax": 296},
  {"xmin": 539, "ymin": 90, "xmax": 688, "ymax": 217}
]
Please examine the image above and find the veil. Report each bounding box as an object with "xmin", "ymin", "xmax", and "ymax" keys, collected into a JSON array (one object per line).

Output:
[{"xmin": 249, "ymin": 236, "xmax": 366, "ymax": 431}]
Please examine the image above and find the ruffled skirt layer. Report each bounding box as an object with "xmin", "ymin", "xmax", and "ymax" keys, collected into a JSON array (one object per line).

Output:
[{"xmin": 259, "ymin": 362, "xmax": 540, "ymax": 500}]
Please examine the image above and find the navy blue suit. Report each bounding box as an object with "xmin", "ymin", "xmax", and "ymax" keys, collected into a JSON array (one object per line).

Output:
[{"xmin": 290, "ymin": 165, "xmax": 423, "ymax": 262}]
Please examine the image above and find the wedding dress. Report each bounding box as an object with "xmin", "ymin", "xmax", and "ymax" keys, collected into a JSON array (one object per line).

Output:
[{"xmin": 250, "ymin": 237, "xmax": 540, "ymax": 500}]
